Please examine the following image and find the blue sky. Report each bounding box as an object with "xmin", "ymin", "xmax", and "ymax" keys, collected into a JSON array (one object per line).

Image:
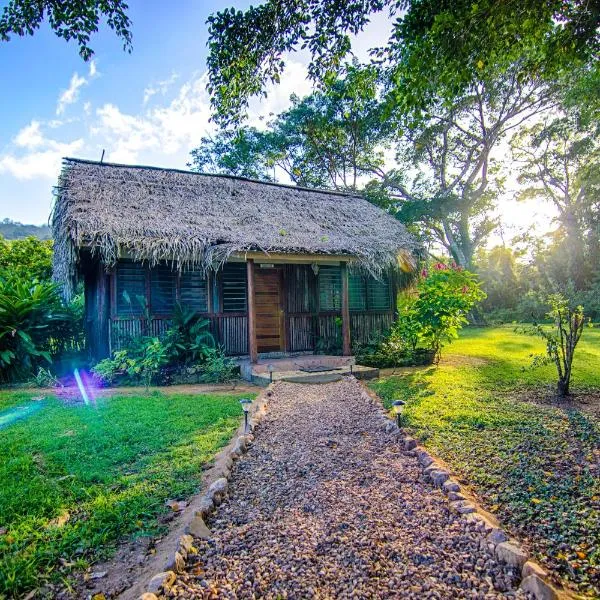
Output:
[
  {"xmin": 0, "ymin": 0, "xmax": 296, "ymax": 224},
  {"xmin": 0, "ymin": 2, "xmax": 553, "ymax": 239}
]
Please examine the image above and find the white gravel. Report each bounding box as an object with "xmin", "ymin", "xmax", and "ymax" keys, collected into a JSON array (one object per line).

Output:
[{"xmin": 171, "ymin": 378, "xmax": 527, "ymax": 599}]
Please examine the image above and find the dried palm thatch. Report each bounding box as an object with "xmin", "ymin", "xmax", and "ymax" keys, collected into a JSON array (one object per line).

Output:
[{"xmin": 52, "ymin": 158, "xmax": 421, "ymax": 298}]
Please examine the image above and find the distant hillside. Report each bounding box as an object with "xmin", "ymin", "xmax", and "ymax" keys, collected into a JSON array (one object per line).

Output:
[{"xmin": 0, "ymin": 219, "xmax": 52, "ymax": 240}]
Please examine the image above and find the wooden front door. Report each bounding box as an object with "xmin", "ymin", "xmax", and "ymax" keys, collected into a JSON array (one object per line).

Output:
[{"xmin": 254, "ymin": 268, "xmax": 284, "ymax": 352}]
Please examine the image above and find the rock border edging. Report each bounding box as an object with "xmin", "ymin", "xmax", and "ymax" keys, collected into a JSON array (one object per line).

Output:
[
  {"xmin": 137, "ymin": 385, "xmax": 273, "ymax": 600},
  {"xmin": 361, "ymin": 382, "xmax": 571, "ymax": 600}
]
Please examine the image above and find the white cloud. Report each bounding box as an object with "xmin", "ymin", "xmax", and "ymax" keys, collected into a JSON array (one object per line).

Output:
[
  {"xmin": 0, "ymin": 121, "xmax": 84, "ymax": 179},
  {"xmin": 94, "ymin": 72, "xmax": 213, "ymax": 164},
  {"xmin": 56, "ymin": 72, "xmax": 87, "ymax": 115},
  {"xmin": 88, "ymin": 60, "xmax": 97, "ymax": 78},
  {"xmin": 1, "ymin": 60, "xmax": 316, "ymax": 190},
  {"xmin": 143, "ymin": 72, "xmax": 179, "ymax": 105},
  {"xmin": 89, "ymin": 61, "xmax": 314, "ymax": 169},
  {"xmin": 14, "ymin": 121, "xmax": 45, "ymax": 149}
]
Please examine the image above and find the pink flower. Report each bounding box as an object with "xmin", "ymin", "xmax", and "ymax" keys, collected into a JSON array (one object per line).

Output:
[
  {"xmin": 421, "ymin": 268, "xmax": 428, "ymax": 278},
  {"xmin": 461, "ymin": 286, "xmax": 469, "ymax": 293}
]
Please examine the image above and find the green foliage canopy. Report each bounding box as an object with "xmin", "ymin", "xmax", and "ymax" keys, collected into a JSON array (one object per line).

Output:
[
  {"xmin": 511, "ymin": 112, "xmax": 600, "ymax": 290},
  {"xmin": 191, "ymin": 64, "xmax": 391, "ymax": 191},
  {"xmin": 206, "ymin": 0, "xmax": 598, "ymax": 125},
  {"xmin": 0, "ymin": 236, "xmax": 53, "ymax": 282},
  {"xmin": 0, "ymin": 0, "xmax": 132, "ymax": 60}
]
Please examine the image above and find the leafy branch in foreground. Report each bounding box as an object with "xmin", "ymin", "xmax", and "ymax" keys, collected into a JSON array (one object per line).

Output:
[
  {"xmin": 523, "ymin": 294, "xmax": 589, "ymax": 397},
  {"xmin": 205, "ymin": 0, "xmax": 598, "ymax": 126},
  {"xmin": 0, "ymin": 0, "xmax": 132, "ymax": 60}
]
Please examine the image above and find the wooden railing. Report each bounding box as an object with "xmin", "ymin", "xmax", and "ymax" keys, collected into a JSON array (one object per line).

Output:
[
  {"xmin": 208, "ymin": 314, "xmax": 248, "ymax": 355},
  {"xmin": 350, "ymin": 312, "xmax": 394, "ymax": 346},
  {"xmin": 110, "ymin": 314, "xmax": 249, "ymax": 356},
  {"xmin": 110, "ymin": 311, "xmax": 390, "ymax": 356},
  {"xmin": 286, "ymin": 311, "xmax": 393, "ymax": 353}
]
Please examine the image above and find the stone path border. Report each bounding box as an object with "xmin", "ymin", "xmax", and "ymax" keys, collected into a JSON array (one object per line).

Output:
[
  {"xmin": 361, "ymin": 383, "xmax": 574, "ymax": 600},
  {"xmin": 137, "ymin": 379, "xmax": 573, "ymax": 600},
  {"xmin": 133, "ymin": 387, "xmax": 271, "ymax": 600}
]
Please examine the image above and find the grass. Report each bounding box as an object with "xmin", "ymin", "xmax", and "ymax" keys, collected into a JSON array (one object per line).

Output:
[
  {"xmin": 371, "ymin": 325, "xmax": 600, "ymax": 597},
  {"xmin": 0, "ymin": 389, "xmax": 254, "ymax": 598}
]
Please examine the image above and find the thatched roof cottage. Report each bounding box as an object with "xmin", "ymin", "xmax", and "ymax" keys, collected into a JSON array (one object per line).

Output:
[{"xmin": 52, "ymin": 158, "xmax": 420, "ymax": 362}]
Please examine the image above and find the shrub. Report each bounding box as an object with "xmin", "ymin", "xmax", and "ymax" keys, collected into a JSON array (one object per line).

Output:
[
  {"xmin": 412, "ymin": 264, "xmax": 486, "ymax": 358},
  {"xmin": 198, "ymin": 347, "xmax": 238, "ymax": 383},
  {"xmin": 163, "ymin": 304, "xmax": 215, "ymax": 364},
  {"xmin": 0, "ymin": 236, "xmax": 53, "ymax": 282},
  {"xmin": 523, "ymin": 294, "xmax": 590, "ymax": 397},
  {"xmin": 515, "ymin": 290, "xmax": 551, "ymax": 322},
  {"xmin": 0, "ymin": 278, "xmax": 74, "ymax": 382},
  {"xmin": 92, "ymin": 309, "xmax": 237, "ymax": 387},
  {"xmin": 356, "ymin": 263, "xmax": 485, "ymax": 368},
  {"xmin": 92, "ymin": 338, "xmax": 170, "ymax": 388}
]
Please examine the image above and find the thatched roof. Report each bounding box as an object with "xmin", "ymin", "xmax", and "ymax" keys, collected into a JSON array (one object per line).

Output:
[{"xmin": 52, "ymin": 158, "xmax": 420, "ymax": 297}]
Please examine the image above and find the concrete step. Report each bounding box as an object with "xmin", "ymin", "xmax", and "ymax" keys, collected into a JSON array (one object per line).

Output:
[{"xmin": 250, "ymin": 365, "xmax": 379, "ymax": 387}]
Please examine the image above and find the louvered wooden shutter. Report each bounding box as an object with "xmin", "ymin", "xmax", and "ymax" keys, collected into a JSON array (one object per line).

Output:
[
  {"xmin": 367, "ymin": 275, "xmax": 391, "ymax": 310},
  {"xmin": 116, "ymin": 261, "xmax": 146, "ymax": 316},
  {"xmin": 318, "ymin": 265, "xmax": 342, "ymax": 311},
  {"xmin": 222, "ymin": 263, "xmax": 247, "ymax": 312},
  {"xmin": 180, "ymin": 270, "xmax": 208, "ymax": 313},
  {"xmin": 349, "ymin": 273, "xmax": 366, "ymax": 310},
  {"xmin": 150, "ymin": 264, "xmax": 176, "ymax": 314}
]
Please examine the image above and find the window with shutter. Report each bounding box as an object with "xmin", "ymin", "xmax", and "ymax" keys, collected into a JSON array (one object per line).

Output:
[
  {"xmin": 318, "ymin": 265, "xmax": 342, "ymax": 311},
  {"xmin": 116, "ymin": 261, "xmax": 146, "ymax": 316},
  {"xmin": 150, "ymin": 264, "xmax": 176, "ymax": 314},
  {"xmin": 349, "ymin": 272, "xmax": 366, "ymax": 311},
  {"xmin": 180, "ymin": 270, "xmax": 208, "ymax": 313},
  {"xmin": 367, "ymin": 275, "xmax": 391, "ymax": 310},
  {"xmin": 222, "ymin": 263, "xmax": 247, "ymax": 312}
]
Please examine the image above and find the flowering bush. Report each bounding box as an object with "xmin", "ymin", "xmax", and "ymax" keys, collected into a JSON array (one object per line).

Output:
[
  {"xmin": 409, "ymin": 263, "xmax": 486, "ymax": 359},
  {"xmin": 357, "ymin": 263, "xmax": 485, "ymax": 367}
]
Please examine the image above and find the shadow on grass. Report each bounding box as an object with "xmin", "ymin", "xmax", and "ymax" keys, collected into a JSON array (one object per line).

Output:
[{"xmin": 370, "ymin": 360, "xmax": 600, "ymax": 596}]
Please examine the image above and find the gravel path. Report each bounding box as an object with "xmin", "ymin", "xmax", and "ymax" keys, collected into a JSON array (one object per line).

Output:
[{"xmin": 173, "ymin": 378, "xmax": 526, "ymax": 599}]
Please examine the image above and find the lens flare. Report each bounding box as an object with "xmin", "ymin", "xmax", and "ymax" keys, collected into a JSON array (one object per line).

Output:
[
  {"xmin": 73, "ymin": 368, "xmax": 91, "ymax": 405},
  {"xmin": 0, "ymin": 400, "xmax": 44, "ymax": 429}
]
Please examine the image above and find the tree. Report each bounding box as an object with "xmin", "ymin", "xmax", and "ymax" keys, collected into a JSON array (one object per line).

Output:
[
  {"xmin": 511, "ymin": 113, "xmax": 600, "ymax": 289},
  {"xmin": 194, "ymin": 63, "xmax": 554, "ymax": 268},
  {"xmin": 191, "ymin": 65, "xmax": 392, "ymax": 191},
  {"xmin": 189, "ymin": 127, "xmax": 276, "ymax": 181},
  {"xmin": 0, "ymin": 0, "xmax": 132, "ymax": 60},
  {"xmin": 475, "ymin": 246, "xmax": 524, "ymax": 314},
  {"xmin": 205, "ymin": 0, "xmax": 598, "ymax": 125},
  {"xmin": 383, "ymin": 68, "xmax": 553, "ymax": 268},
  {"xmin": 0, "ymin": 236, "xmax": 53, "ymax": 282},
  {"xmin": 528, "ymin": 294, "xmax": 587, "ymax": 397}
]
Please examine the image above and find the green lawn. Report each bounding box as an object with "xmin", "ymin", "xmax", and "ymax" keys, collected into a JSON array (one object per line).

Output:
[
  {"xmin": 371, "ymin": 325, "xmax": 600, "ymax": 597},
  {"xmin": 0, "ymin": 389, "xmax": 254, "ymax": 598}
]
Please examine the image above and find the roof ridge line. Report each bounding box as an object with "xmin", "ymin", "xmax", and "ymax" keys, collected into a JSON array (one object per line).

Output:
[{"xmin": 62, "ymin": 157, "xmax": 363, "ymax": 199}]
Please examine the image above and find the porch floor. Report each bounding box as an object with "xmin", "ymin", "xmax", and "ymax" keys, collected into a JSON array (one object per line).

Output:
[{"xmin": 238, "ymin": 355, "xmax": 379, "ymax": 386}]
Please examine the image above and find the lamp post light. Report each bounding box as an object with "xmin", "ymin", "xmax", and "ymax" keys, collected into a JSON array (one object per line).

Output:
[
  {"xmin": 348, "ymin": 357, "xmax": 355, "ymax": 375},
  {"xmin": 240, "ymin": 398, "xmax": 252, "ymax": 432},
  {"xmin": 267, "ymin": 364, "xmax": 274, "ymax": 383},
  {"xmin": 392, "ymin": 400, "xmax": 405, "ymax": 428}
]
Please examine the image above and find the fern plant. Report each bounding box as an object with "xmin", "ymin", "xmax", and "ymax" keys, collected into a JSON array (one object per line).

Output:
[{"xmin": 0, "ymin": 278, "xmax": 67, "ymax": 382}]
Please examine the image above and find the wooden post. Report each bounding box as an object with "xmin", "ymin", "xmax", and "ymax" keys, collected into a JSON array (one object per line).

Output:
[
  {"xmin": 391, "ymin": 269, "xmax": 399, "ymax": 320},
  {"xmin": 97, "ymin": 263, "xmax": 111, "ymax": 360},
  {"xmin": 247, "ymin": 259, "xmax": 258, "ymax": 363},
  {"xmin": 341, "ymin": 262, "xmax": 351, "ymax": 356}
]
